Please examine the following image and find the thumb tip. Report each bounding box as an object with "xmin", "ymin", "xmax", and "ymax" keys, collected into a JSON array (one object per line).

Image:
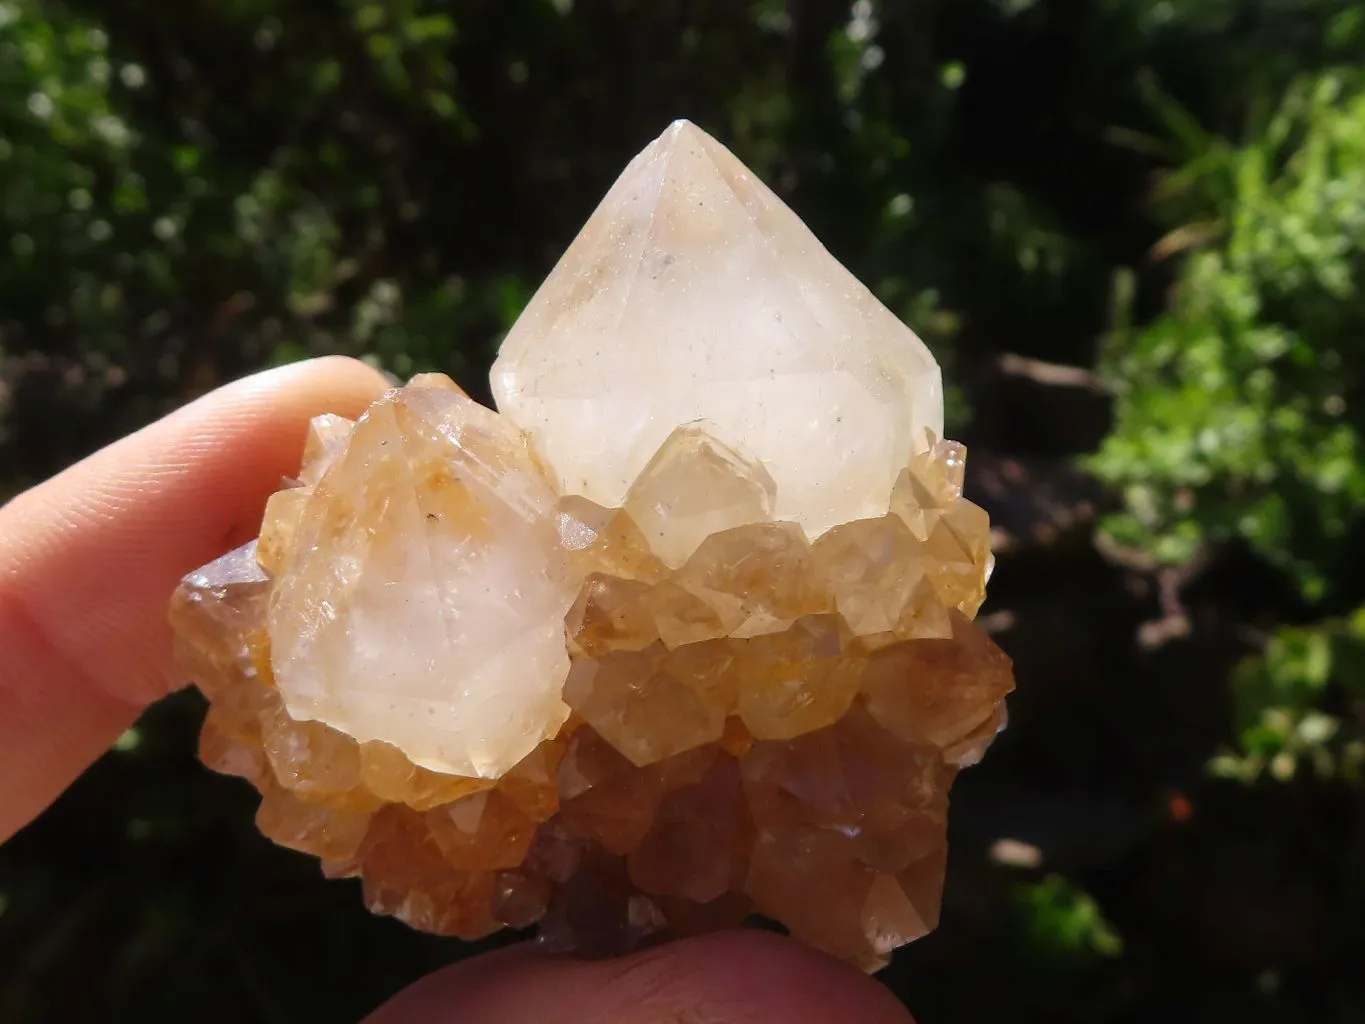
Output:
[{"xmin": 366, "ymin": 929, "xmax": 914, "ymax": 1024}]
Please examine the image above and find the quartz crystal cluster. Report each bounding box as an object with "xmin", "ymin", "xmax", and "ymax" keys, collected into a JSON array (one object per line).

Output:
[{"xmin": 169, "ymin": 121, "xmax": 1013, "ymax": 971}]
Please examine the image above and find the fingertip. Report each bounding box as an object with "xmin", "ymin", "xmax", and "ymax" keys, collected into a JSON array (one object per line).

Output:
[
  {"xmin": 7, "ymin": 355, "xmax": 392, "ymax": 693},
  {"xmin": 215, "ymin": 355, "xmax": 392, "ymax": 413},
  {"xmin": 0, "ymin": 356, "xmax": 393, "ymax": 839},
  {"xmin": 154, "ymin": 356, "xmax": 390, "ymax": 470},
  {"xmin": 366, "ymin": 931, "xmax": 913, "ymax": 1024},
  {"xmin": 606, "ymin": 930, "xmax": 914, "ymax": 1023}
]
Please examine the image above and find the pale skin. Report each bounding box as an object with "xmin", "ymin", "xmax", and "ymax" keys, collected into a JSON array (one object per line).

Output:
[{"xmin": 0, "ymin": 356, "xmax": 913, "ymax": 1023}]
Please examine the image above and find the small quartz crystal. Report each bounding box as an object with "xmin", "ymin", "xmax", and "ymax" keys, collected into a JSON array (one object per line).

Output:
[{"xmin": 169, "ymin": 120, "xmax": 1013, "ymax": 971}]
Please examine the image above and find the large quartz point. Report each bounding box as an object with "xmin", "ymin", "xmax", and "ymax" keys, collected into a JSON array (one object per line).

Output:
[
  {"xmin": 492, "ymin": 120, "xmax": 942, "ymax": 540},
  {"xmin": 169, "ymin": 120, "xmax": 1012, "ymax": 973}
]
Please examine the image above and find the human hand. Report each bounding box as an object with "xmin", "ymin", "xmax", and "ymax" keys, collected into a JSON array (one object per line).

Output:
[{"xmin": 0, "ymin": 356, "xmax": 913, "ymax": 1022}]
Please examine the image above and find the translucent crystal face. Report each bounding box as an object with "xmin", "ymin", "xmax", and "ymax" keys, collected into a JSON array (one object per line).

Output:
[{"xmin": 491, "ymin": 120, "xmax": 943, "ymax": 541}]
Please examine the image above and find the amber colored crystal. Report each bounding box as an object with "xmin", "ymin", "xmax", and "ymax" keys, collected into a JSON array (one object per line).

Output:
[
  {"xmin": 564, "ymin": 642, "xmax": 726, "ymax": 767},
  {"xmin": 557, "ymin": 728, "xmax": 663, "ymax": 854},
  {"xmin": 673, "ymin": 521, "xmax": 832, "ymax": 638},
  {"xmin": 923, "ymin": 503, "xmax": 994, "ymax": 618},
  {"xmin": 944, "ymin": 700, "xmax": 1009, "ymax": 769},
  {"xmin": 733, "ymin": 614, "xmax": 865, "ymax": 740},
  {"xmin": 622, "ymin": 424, "xmax": 776, "ymax": 568},
  {"xmin": 556, "ymin": 495, "xmax": 669, "ymax": 583},
  {"xmin": 360, "ymin": 740, "xmax": 493, "ymax": 812},
  {"xmin": 716, "ymin": 716, "xmax": 754, "ymax": 757},
  {"xmin": 198, "ymin": 709, "xmax": 268, "ymax": 784},
  {"xmin": 812, "ymin": 514, "xmax": 951, "ymax": 642},
  {"xmin": 537, "ymin": 848, "xmax": 666, "ymax": 957},
  {"xmin": 498, "ymin": 740, "xmax": 564, "ymax": 823},
  {"xmin": 262, "ymin": 708, "xmax": 381, "ymax": 811},
  {"xmin": 662, "ymin": 638, "xmax": 739, "ymax": 715},
  {"xmin": 628, "ymin": 756, "xmax": 751, "ymax": 903},
  {"xmin": 255, "ymin": 777, "xmax": 372, "ymax": 862},
  {"xmin": 648, "ymin": 744, "xmax": 719, "ymax": 791},
  {"xmin": 298, "ymin": 413, "xmax": 356, "ymax": 485},
  {"xmin": 860, "ymin": 611, "xmax": 1014, "ymax": 752},
  {"xmin": 645, "ymin": 578, "xmax": 738, "ymax": 649},
  {"xmin": 256, "ymin": 488, "xmax": 306, "ymax": 576},
  {"xmin": 492, "ymin": 870, "xmax": 552, "ymax": 929},
  {"xmin": 564, "ymin": 574, "xmax": 658, "ymax": 656},
  {"xmin": 169, "ymin": 374, "xmax": 1011, "ymax": 971},
  {"xmin": 426, "ymin": 790, "xmax": 536, "ymax": 871},
  {"xmin": 889, "ymin": 439, "xmax": 965, "ymax": 541},
  {"xmin": 359, "ymin": 806, "xmax": 500, "ymax": 940},
  {"xmin": 167, "ymin": 542, "xmax": 273, "ymax": 700}
]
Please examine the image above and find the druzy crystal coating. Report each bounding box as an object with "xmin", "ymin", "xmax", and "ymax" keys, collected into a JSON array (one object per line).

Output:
[{"xmin": 169, "ymin": 121, "xmax": 1013, "ymax": 971}]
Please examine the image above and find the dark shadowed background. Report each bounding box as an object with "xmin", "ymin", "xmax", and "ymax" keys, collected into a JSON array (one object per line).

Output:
[{"xmin": 3, "ymin": 1, "xmax": 1365, "ymax": 1021}]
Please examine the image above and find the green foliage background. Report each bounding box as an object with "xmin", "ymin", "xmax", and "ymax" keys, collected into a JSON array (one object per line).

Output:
[{"xmin": 3, "ymin": 1, "xmax": 1365, "ymax": 1021}]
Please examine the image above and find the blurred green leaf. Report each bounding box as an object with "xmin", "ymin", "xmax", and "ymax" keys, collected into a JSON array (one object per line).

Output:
[{"xmin": 1014, "ymin": 876, "xmax": 1124, "ymax": 960}]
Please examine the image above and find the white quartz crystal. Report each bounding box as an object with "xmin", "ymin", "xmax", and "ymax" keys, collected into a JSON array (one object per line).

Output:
[
  {"xmin": 491, "ymin": 119, "xmax": 943, "ymax": 539},
  {"xmin": 267, "ymin": 381, "xmax": 576, "ymax": 778}
]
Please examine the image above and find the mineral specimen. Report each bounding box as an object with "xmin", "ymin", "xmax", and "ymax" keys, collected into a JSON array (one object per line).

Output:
[{"xmin": 169, "ymin": 120, "xmax": 1013, "ymax": 972}]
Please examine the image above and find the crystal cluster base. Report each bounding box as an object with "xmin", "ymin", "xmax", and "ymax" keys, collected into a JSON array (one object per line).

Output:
[{"xmin": 170, "ymin": 383, "xmax": 1011, "ymax": 972}]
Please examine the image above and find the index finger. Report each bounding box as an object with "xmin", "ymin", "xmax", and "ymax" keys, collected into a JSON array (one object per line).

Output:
[{"xmin": 0, "ymin": 356, "xmax": 389, "ymax": 841}]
